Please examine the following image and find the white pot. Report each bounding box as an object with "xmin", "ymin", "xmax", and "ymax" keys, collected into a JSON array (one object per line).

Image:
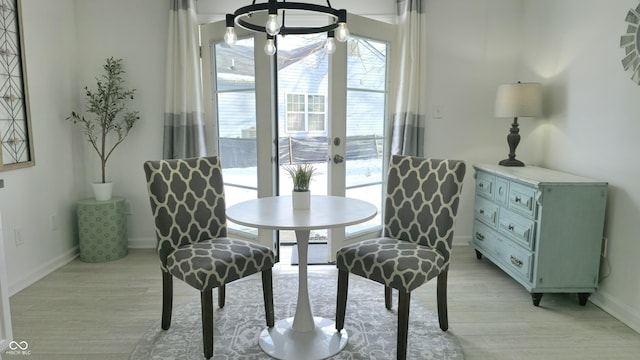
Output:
[
  {"xmin": 292, "ymin": 190, "xmax": 310, "ymax": 210},
  {"xmin": 92, "ymin": 182, "xmax": 113, "ymax": 201}
]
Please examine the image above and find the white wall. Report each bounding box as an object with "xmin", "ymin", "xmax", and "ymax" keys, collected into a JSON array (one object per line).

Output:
[
  {"xmin": 0, "ymin": 0, "xmax": 83, "ymax": 295},
  {"xmin": 521, "ymin": 0, "xmax": 640, "ymax": 333},
  {"xmin": 422, "ymin": 0, "xmax": 526, "ymax": 239},
  {"xmin": 72, "ymin": 0, "xmax": 169, "ymax": 247}
]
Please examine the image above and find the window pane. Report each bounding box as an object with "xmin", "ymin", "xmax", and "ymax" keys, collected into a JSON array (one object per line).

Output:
[
  {"xmin": 214, "ymin": 38, "xmax": 257, "ymax": 236},
  {"xmin": 347, "ymin": 38, "xmax": 387, "ymax": 91},
  {"xmin": 308, "ymin": 114, "xmax": 325, "ymax": 132},
  {"xmin": 346, "ymin": 36, "xmax": 387, "ymax": 233},
  {"xmin": 346, "ymin": 184, "xmax": 383, "ymax": 235},
  {"xmin": 307, "ymin": 95, "xmax": 325, "ymax": 112},
  {"xmin": 215, "ymin": 38, "xmax": 255, "ymax": 92},
  {"xmin": 287, "ymin": 113, "xmax": 305, "ymax": 132}
]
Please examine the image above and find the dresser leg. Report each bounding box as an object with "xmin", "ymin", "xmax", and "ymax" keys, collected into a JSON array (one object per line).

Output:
[
  {"xmin": 578, "ymin": 293, "xmax": 591, "ymax": 306},
  {"xmin": 531, "ymin": 293, "xmax": 543, "ymax": 306},
  {"xmin": 474, "ymin": 250, "xmax": 483, "ymax": 260}
]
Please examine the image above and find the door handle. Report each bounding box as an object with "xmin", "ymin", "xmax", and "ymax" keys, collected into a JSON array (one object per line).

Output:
[{"xmin": 333, "ymin": 154, "xmax": 344, "ymax": 164}]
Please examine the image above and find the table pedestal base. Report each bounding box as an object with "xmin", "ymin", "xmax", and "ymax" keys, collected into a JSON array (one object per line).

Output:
[{"xmin": 259, "ymin": 317, "xmax": 348, "ymax": 360}]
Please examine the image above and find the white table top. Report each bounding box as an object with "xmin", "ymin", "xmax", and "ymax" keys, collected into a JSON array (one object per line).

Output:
[{"xmin": 226, "ymin": 195, "xmax": 378, "ymax": 231}]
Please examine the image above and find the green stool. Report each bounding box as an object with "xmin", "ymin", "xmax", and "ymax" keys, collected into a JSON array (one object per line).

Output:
[{"xmin": 77, "ymin": 197, "xmax": 128, "ymax": 262}]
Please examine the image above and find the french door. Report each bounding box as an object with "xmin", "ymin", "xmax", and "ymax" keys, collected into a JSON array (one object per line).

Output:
[{"xmin": 201, "ymin": 14, "xmax": 396, "ymax": 261}]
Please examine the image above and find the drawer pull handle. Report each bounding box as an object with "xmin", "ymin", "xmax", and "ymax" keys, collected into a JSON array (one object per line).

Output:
[
  {"xmin": 475, "ymin": 232, "xmax": 485, "ymax": 241},
  {"xmin": 515, "ymin": 196, "xmax": 522, "ymax": 203},
  {"xmin": 479, "ymin": 183, "xmax": 484, "ymax": 188},
  {"xmin": 510, "ymin": 255, "xmax": 523, "ymax": 268},
  {"xmin": 508, "ymin": 224, "xmax": 514, "ymax": 231},
  {"xmin": 479, "ymin": 209, "xmax": 485, "ymax": 214}
]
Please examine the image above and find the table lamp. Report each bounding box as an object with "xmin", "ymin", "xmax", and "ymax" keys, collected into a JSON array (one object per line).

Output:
[{"xmin": 494, "ymin": 81, "xmax": 542, "ymax": 167}]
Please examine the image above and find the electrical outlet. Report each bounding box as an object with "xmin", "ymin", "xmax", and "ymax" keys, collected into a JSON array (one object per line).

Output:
[{"xmin": 14, "ymin": 229, "xmax": 23, "ymax": 246}]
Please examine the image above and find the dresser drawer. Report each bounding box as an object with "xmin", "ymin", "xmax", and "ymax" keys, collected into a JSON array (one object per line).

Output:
[
  {"xmin": 495, "ymin": 177, "xmax": 509, "ymax": 205},
  {"xmin": 476, "ymin": 173, "xmax": 495, "ymax": 199},
  {"xmin": 498, "ymin": 241, "xmax": 533, "ymax": 282},
  {"xmin": 498, "ymin": 208, "xmax": 536, "ymax": 250},
  {"xmin": 508, "ymin": 182, "xmax": 538, "ymax": 218},
  {"xmin": 474, "ymin": 196, "xmax": 499, "ymax": 228},
  {"xmin": 472, "ymin": 220, "xmax": 498, "ymax": 255}
]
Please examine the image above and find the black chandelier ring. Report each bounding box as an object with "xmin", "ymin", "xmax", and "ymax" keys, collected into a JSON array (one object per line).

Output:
[{"xmin": 232, "ymin": 2, "xmax": 345, "ymax": 36}]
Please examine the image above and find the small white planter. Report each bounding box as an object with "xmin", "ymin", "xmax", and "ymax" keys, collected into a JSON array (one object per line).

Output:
[
  {"xmin": 292, "ymin": 190, "xmax": 310, "ymax": 210},
  {"xmin": 92, "ymin": 182, "xmax": 113, "ymax": 201}
]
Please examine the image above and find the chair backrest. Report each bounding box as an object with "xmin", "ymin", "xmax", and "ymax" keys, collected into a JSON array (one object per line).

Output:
[
  {"xmin": 143, "ymin": 156, "xmax": 228, "ymax": 270},
  {"xmin": 383, "ymin": 155, "xmax": 466, "ymax": 263}
]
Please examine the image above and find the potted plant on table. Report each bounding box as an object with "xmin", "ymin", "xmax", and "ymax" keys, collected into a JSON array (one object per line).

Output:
[
  {"xmin": 67, "ymin": 57, "xmax": 140, "ymax": 201},
  {"xmin": 284, "ymin": 163, "xmax": 317, "ymax": 209}
]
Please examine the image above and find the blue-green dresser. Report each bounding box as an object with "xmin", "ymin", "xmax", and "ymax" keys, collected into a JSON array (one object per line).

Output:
[
  {"xmin": 77, "ymin": 197, "xmax": 128, "ymax": 262},
  {"xmin": 470, "ymin": 164, "xmax": 607, "ymax": 306}
]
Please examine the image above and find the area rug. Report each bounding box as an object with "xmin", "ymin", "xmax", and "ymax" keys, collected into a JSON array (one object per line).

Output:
[{"xmin": 130, "ymin": 272, "xmax": 464, "ymax": 360}]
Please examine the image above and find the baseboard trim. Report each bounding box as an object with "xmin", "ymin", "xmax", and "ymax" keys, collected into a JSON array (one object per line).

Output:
[
  {"xmin": 453, "ymin": 234, "xmax": 471, "ymax": 246},
  {"xmin": 128, "ymin": 237, "xmax": 156, "ymax": 249},
  {"xmin": 9, "ymin": 247, "xmax": 79, "ymax": 296},
  {"xmin": 590, "ymin": 290, "xmax": 640, "ymax": 334}
]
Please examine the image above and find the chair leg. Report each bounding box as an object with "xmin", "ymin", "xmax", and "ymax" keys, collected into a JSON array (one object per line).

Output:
[
  {"xmin": 385, "ymin": 286, "xmax": 392, "ymax": 310},
  {"xmin": 201, "ymin": 290, "xmax": 214, "ymax": 359},
  {"xmin": 161, "ymin": 270, "xmax": 173, "ymax": 330},
  {"xmin": 218, "ymin": 285, "xmax": 225, "ymax": 308},
  {"xmin": 262, "ymin": 269, "xmax": 275, "ymax": 327},
  {"xmin": 336, "ymin": 270, "xmax": 349, "ymax": 331},
  {"xmin": 437, "ymin": 271, "xmax": 449, "ymax": 331},
  {"xmin": 397, "ymin": 291, "xmax": 411, "ymax": 360}
]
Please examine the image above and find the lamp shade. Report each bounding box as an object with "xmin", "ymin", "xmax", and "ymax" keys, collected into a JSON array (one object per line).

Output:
[{"xmin": 494, "ymin": 82, "xmax": 542, "ymax": 118}]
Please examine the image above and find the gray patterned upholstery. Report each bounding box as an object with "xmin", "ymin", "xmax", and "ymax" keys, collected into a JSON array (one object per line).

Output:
[
  {"xmin": 144, "ymin": 156, "xmax": 274, "ymax": 291},
  {"xmin": 144, "ymin": 156, "xmax": 275, "ymax": 359},
  {"xmin": 335, "ymin": 155, "xmax": 466, "ymax": 360},
  {"xmin": 336, "ymin": 156, "xmax": 466, "ymax": 292}
]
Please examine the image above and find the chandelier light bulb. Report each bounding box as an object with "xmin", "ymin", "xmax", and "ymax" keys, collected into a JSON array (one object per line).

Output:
[
  {"xmin": 264, "ymin": 38, "xmax": 277, "ymax": 56},
  {"xmin": 265, "ymin": 14, "xmax": 280, "ymax": 36},
  {"xmin": 224, "ymin": 27, "xmax": 237, "ymax": 46},
  {"xmin": 335, "ymin": 23, "xmax": 350, "ymax": 42},
  {"xmin": 324, "ymin": 37, "xmax": 336, "ymax": 54}
]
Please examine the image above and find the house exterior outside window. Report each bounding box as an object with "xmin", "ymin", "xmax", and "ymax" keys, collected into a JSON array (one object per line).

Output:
[{"xmin": 285, "ymin": 93, "xmax": 326, "ymax": 134}]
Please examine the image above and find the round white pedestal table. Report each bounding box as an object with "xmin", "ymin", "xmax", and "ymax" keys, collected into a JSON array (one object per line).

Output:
[{"xmin": 226, "ymin": 195, "xmax": 377, "ymax": 360}]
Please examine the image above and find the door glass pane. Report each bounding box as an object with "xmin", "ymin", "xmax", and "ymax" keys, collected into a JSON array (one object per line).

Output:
[
  {"xmin": 214, "ymin": 38, "xmax": 258, "ymax": 234},
  {"xmin": 345, "ymin": 37, "xmax": 388, "ymax": 235},
  {"xmin": 277, "ymin": 34, "xmax": 329, "ymax": 244}
]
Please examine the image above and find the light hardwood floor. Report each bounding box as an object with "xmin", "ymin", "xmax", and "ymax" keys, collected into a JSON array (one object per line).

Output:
[{"xmin": 4, "ymin": 245, "xmax": 640, "ymax": 359}]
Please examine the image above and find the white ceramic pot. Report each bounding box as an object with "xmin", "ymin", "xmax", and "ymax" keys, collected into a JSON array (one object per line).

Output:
[
  {"xmin": 92, "ymin": 182, "xmax": 113, "ymax": 201},
  {"xmin": 292, "ymin": 190, "xmax": 310, "ymax": 210}
]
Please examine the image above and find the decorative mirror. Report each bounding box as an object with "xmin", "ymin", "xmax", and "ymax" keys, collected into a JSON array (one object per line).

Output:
[{"xmin": 0, "ymin": 0, "xmax": 34, "ymax": 171}]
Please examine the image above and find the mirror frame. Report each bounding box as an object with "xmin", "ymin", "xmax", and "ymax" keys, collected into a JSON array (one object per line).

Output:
[{"xmin": 0, "ymin": 0, "xmax": 34, "ymax": 171}]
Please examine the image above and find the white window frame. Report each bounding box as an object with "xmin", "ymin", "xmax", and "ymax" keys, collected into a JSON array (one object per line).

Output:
[{"xmin": 285, "ymin": 93, "xmax": 327, "ymax": 134}]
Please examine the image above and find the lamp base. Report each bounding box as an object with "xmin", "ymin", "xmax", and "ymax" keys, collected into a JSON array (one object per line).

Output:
[{"xmin": 499, "ymin": 158, "xmax": 525, "ymax": 167}]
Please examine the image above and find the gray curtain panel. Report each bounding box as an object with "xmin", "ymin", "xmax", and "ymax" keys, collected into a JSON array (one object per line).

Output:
[
  {"xmin": 391, "ymin": 0, "xmax": 426, "ymax": 157},
  {"xmin": 163, "ymin": 0, "xmax": 211, "ymax": 159},
  {"xmin": 391, "ymin": 112, "xmax": 425, "ymax": 156}
]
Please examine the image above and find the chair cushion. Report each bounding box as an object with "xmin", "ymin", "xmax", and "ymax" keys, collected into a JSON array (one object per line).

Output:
[
  {"xmin": 336, "ymin": 237, "xmax": 446, "ymax": 292},
  {"xmin": 166, "ymin": 238, "xmax": 274, "ymax": 291}
]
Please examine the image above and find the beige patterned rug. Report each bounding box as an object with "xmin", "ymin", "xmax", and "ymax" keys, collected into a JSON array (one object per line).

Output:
[{"xmin": 130, "ymin": 272, "xmax": 464, "ymax": 359}]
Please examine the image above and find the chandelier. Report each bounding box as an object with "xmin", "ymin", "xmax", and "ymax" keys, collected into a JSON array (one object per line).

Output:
[{"xmin": 224, "ymin": 0, "xmax": 350, "ymax": 56}]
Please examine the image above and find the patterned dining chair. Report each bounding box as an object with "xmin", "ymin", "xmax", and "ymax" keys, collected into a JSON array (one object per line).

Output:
[
  {"xmin": 143, "ymin": 156, "xmax": 275, "ymax": 359},
  {"xmin": 335, "ymin": 155, "xmax": 466, "ymax": 360}
]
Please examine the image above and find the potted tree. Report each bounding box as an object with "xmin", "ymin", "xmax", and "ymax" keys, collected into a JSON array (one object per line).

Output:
[
  {"xmin": 284, "ymin": 163, "xmax": 317, "ymax": 209},
  {"xmin": 68, "ymin": 57, "xmax": 140, "ymax": 201}
]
